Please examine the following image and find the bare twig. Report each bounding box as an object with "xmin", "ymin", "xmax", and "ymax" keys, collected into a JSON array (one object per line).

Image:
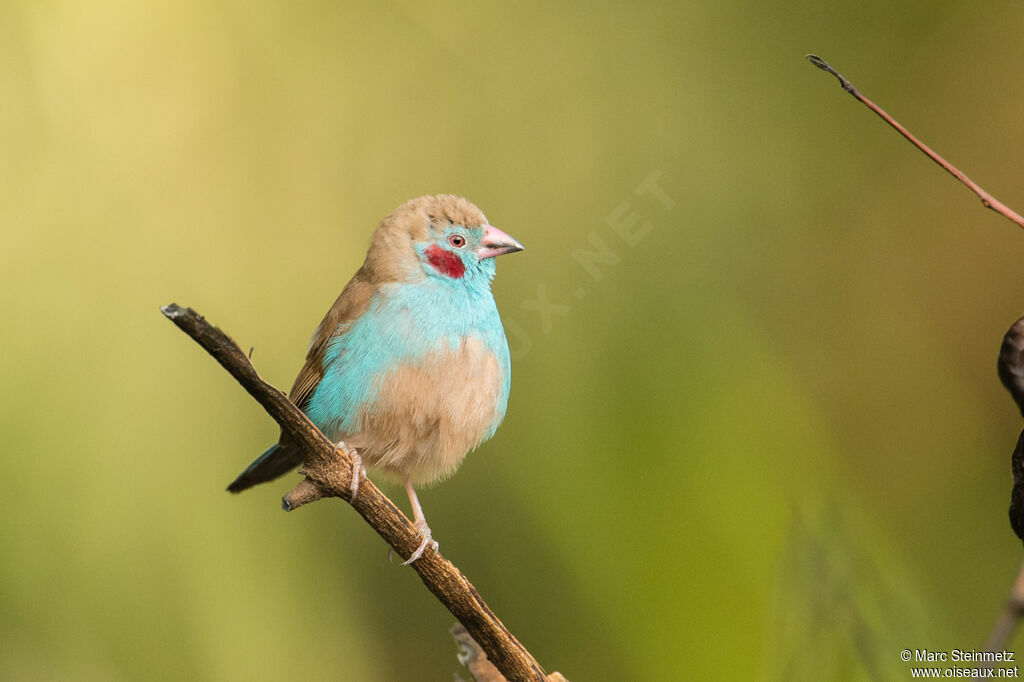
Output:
[
  {"xmin": 806, "ymin": 55, "xmax": 1024, "ymax": 664},
  {"xmin": 162, "ymin": 303, "xmax": 562, "ymax": 682},
  {"xmin": 984, "ymin": 559, "xmax": 1024, "ymax": 653},
  {"xmin": 976, "ymin": 556, "xmax": 1024, "ymax": 679},
  {"xmin": 805, "ymin": 54, "xmax": 1024, "ymax": 230}
]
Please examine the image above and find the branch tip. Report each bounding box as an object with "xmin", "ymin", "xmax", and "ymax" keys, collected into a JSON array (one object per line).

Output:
[
  {"xmin": 161, "ymin": 303, "xmax": 185, "ymax": 318},
  {"xmin": 281, "ymin": 478, "xmax": 326, "ymax": 512},
  {"xmin": 806, "ymin": 54, "xmax": 1024, "ymax": 230},
  {"xmin": 805, "ymin": 54, "xmax": 828, "ymax": 70},
  {"xmin": 805, "ymin": 54, "xmax": 854, "ymax": 93}
]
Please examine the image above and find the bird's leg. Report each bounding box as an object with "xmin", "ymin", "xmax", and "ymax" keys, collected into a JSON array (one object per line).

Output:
[
  {"xmin": 334, "ymin": 441, "xmax": 363, "ymax": 502},
  {"xmin": 402, "ymin": 476, "xmax": 438, "ymax": 565}
]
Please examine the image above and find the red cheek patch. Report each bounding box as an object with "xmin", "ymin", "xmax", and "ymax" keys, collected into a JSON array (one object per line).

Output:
[{"xmin": 425, "ymin": 244, "xmax": 466, "ymax": 279}]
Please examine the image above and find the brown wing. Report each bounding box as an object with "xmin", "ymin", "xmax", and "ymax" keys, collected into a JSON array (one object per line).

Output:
[
  {"xmin": 226, "ymin": 269, "xmax": 376, "ymax": 493},
  {"xmin": 287, "ymin": 266, "xmax": 376, "ymax": 414}
]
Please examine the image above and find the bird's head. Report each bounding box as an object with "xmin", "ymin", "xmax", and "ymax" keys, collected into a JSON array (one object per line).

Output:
[{"xmin": 366, "ymin": 195, "xmax": 524, "ymax": 285}]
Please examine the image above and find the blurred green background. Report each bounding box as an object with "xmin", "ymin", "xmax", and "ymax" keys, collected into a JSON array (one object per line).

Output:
[{"xmin": 4, "ymin": 1, "xmax": 1024, "ymax": 680}]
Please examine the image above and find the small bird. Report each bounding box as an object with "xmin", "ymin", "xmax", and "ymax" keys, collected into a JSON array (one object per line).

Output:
[{"xmin": 228, "ymin": 195, "xmax": 524, "ymax": 563}]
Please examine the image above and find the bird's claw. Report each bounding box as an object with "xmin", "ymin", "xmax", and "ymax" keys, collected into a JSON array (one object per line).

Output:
[
  {"xmin": 334, "ymin": 441, "xmax": 363, "ymax": 502},
  {"xmin": 402, "ymin": 522, "xmax": 438, "ymax": 565}
]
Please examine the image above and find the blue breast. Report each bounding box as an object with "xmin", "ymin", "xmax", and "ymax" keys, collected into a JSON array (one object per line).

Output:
[{"xmin": 306, "ymin": 273, "xmax": 511, "ymax": 441}]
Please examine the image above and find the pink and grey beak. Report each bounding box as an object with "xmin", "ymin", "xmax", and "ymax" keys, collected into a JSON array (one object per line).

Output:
[{"xmin": 477, "ymin": 225, "xmax": 525, "ymax": 260}]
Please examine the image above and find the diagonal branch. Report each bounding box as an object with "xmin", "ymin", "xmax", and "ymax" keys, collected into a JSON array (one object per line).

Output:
[
  {"xmin": 807, "ymin": 56, "xmax": 1024, "ymax": 667},
  {"xmin": 161, "ymin": 303, "xmax": 561, "ymax": 682},
  {"xmin": 805, "ymin": 54, "xmax": 1024, "ymax": 230}
]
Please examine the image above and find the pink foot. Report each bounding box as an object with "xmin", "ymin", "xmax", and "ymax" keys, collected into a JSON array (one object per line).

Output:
[
  {"xmin": 334, "ymin": 441, "xmax": 363, "ymax": 502},
  {"xmin": 401, "ymin": 476, "xmax": 438, "ymax": 564},
  {"xmin": 402, "ymin": 520, "xmax": 439, "ymax": 565}
]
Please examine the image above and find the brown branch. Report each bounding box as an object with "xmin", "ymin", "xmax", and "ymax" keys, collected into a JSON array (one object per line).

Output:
[
  {"xmin": 807, "ymin": 55, "xmax": 1024, "ymax": 669},
  {"xmin": 161, "ymin": 303, "xmax": 562, "ymax": 682},
  {"xmin": 805, "ymin": 54, "xmax": 1024, "ymax": 230}
]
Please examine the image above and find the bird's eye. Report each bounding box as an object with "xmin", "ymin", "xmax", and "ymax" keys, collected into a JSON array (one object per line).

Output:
[{"xmin": 448, "ymin": 234, "xmax": 467, "ymax": 248}]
